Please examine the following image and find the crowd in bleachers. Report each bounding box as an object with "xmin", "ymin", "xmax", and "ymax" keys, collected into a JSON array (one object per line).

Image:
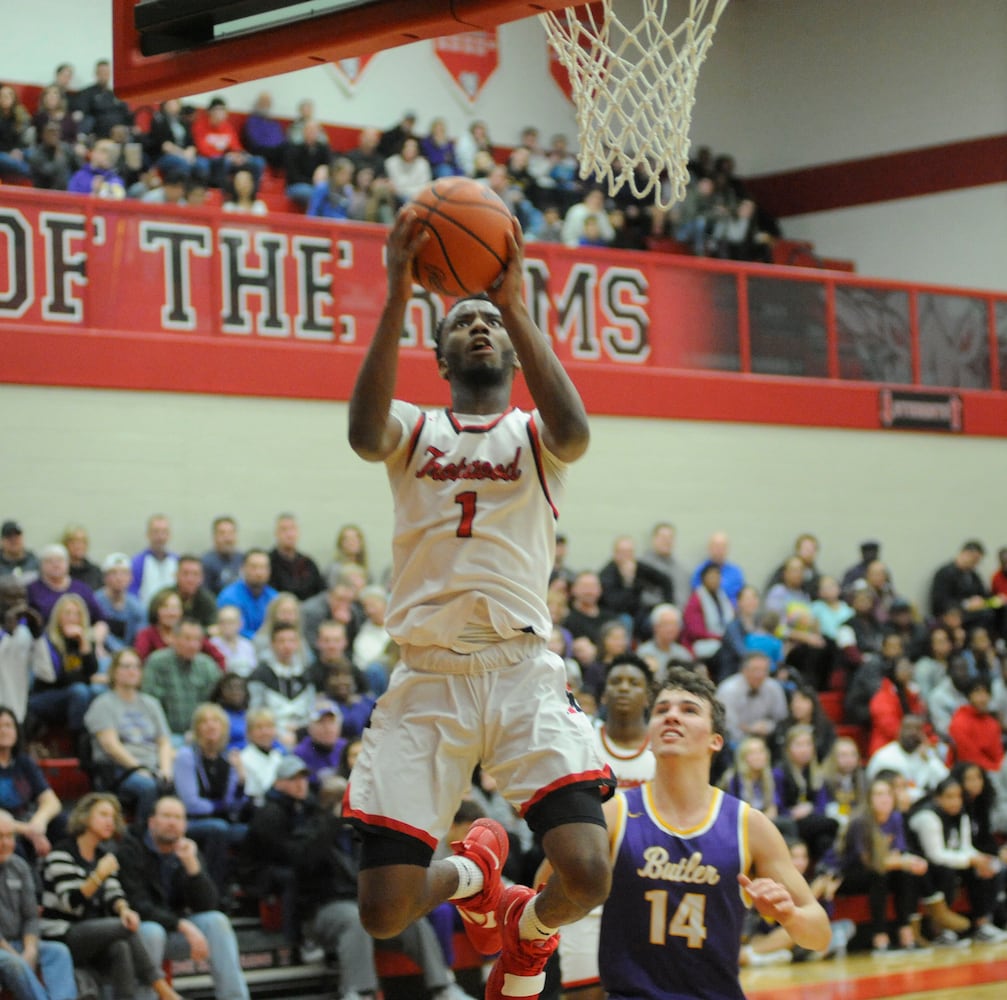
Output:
[
  {"xmin": 3, "ymin": 508, "xmax": 1007, "ymax": 997},
  {"xmin": 0, "ymin": 61, "xmax": 782, "ymax": 261}
]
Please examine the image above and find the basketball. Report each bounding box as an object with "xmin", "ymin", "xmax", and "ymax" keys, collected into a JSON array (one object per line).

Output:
[{"xmin": 409, "ymin": 177, "xmax": 514, "ymax": 298}]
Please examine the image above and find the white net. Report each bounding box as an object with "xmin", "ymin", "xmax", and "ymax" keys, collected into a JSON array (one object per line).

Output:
[{"xmin": 540, "ymin": 0, "xmax": 730, "ymax": 209}]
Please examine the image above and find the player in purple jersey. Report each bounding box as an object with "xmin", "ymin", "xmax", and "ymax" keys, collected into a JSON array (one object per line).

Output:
[
  {"xmin": 600, "ymin": 667, "xmax": 830, "ymax": 1000},
  {"xmin": 346, "ymin": 209, "xmax": 614, "ymax": 1000}
]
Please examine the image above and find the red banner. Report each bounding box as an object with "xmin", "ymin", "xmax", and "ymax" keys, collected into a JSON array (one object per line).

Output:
[
  {"xmin": 328, "ymin": 54, "xmax": 375, "ymax": 92},
  {"xmin": 433, "ymin": 31, "xmax": 499, "ymax": 104},
  {"xmin": 2, "ymin": 188, "xmax": 1006, "ymax": 437},
  {"xmin": 545, "ymin": 3, "xmax": 606, "ymax": 103}
]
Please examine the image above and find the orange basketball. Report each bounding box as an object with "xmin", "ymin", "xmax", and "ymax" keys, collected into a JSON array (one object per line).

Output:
[{"xmin": 410, "ymin": 178, "xmax": 514, "ymax": 298}]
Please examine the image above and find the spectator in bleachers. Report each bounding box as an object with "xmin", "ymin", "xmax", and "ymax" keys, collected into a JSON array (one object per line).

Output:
[
  {"xmin": 346, "ymin": 164, "xmax": 397, "ymax": 224},
  {"xmin": 773, "ymin": 686, "xmax": 835, "ymax": 766},
  {"xmin": 534, "ymin": 203, "xmax": 564, "ymax": 243},
  {"xmin": 172, "ymin": 703, "xmax": 248, "ymax": 889},
  {"xmin": 248, "ymin": 622, "xmax": 316, "ymax": 747},
  {"xmin": 166, "ymin": 555, "xmax": 217, "ymax": 632},
  {"xmin": 0, "ymin": 521, "xmax": 39, "ymax": 583},
  {"xmin": 321, "ymin": 658, "xmax": 376, "ymax": 740},
  {"xmin": 306, "ymin": 156, "xmax": 354, "ymax": 219},
  {"xmin": 719, "ymin": 734, "xmax": 785, "ymax": 828},
  {"xmin": 66, "ymin": 138, "xmax": 125, "ymax": 198},
  {"xmin": 885, "ymin": 598, "xmax": 928, "ymax": 661},
  {"xmin": 283, "ymin": 119, "xmax": 330, "ymax": 208},
  {"xmin": 712, "ymin": 198, "xmax": 774, "ymax": 264},
  {"xmin": 32, "ymin": 84, "xmax": 80, "ymax": 147},
  {"xmin": 28, "ymin": 593, "xmax": 100, "ymax": 744},
  {"xmin": 252, "ymin": 592, "xmax": 309, "ymax": 661},
  {"xmin": 384, "ymin": 136, "xmax": 432, "ymax": 205},
  {"xmin": 222, "ymin": 167, "xmax": 267, "ymax": 215},
  {"xmin": 691, "ymin": 530, "xmax": 746, "ymax": 603},
  {"xmin": 562, "ymin": 570, "xmax": 606, "ymax": 645},
  {"xmin": 454, "ymin": 119, "xmax": 491, "ymax": 177},
  {"xmin": 840, "ymin": 539, "xmax": 883, "ymax": 592},
  {"xmin": 482, "ymin": 162, "xmax": 536, "ymax": 232},
  {"xmin": 327, "ymin": 525, "xmax": 371, "ymax": 589},
  {"xmin": 717, "ymin": 651, "xmax": 788, "ymax": 752},
  {"xmin": 135, "ymin": 589, "xmax": 224, "ymax": 669},
  {"xmin": 350, "ymin": 585, "xmax": 390, "ymax": 679},
  {"xmin": 209, "ymin": 607, "xmax": 257, "ymax": 678},
  {"xmin": 544, "ymin": 132, "xmax": 581, "ymax": 212},
  {"xmin": 377, "ymin": 110, "xmax": 418, "ymax": 158},
  {"xmin": 201, "ymin": 516, "xmax": 243, "ymax": 596},
  {"xmin": 185, "ymin": 176, "xmax": 209, "ymax": 206},
  {"xmin": 953, "ymin": 761, "xmax": 1007, "ymax": 877},
  {"xmin": 60, "ymin": 525, "xmax": 101, "ymax": 593},
  {"xmin": 345, "ymin": 125, "xmax": 384, "ymax": 177},
  {"xmin": 846, "ymin": 580, "xmax": 885, "ymax": 655},
  {"xmin": 913, "ymin": 624, "xmax": 955, "ymax": 701},
  {"xmin": 764, "ymin": 556, "xmax": 814, "ymax": 620},
  {"xmin": 948, "ymin": 679, "xmax": 1004, "ymax": 772},
  {"xmin": 866, "ymin": 715, "xmax": 949, "ymax": 804},
  {"xmin": 775, "ymin": 723, "xmax": 839, "ymax": 866},
  {"xmin": 844, "ymin": 630, "xmax": 903, "ymax": 729},
  {"xmin": 927, "ymin": 656, "xmax": 973, "ymax": 743},
  {"xmin": 0, "ymin": 807, "xmax": 77, "ymax": 1000},
  {"xmin": 93, "ymin": 554, "xmax": 144, "ymax": 657},
  {"xmin": 907, "ymin": 774, "xmax": 1007, "ymax": 943},
  {"xmin": 0, "ymin": 84, "xmax": 33, "ymax": 182},
  {"xmin": 681, "ymin": 561, "xmax": 734, "ymax": 666},
  {"xmin": 766, "ymin": 534, "xmax": 821, "ymax": 600},
  {"xmin": 141, "ymin": 619, "xmax": 221, "ymax": 741},
  {"xmin": 0, "ymin": 579, "xmax": 53, "ymax": 724},
  {"xmin": 130, "ymin": 514, "xmax": 178, "ymax": 613},
  {"xmin": 118, "ymin": 796, "xmax": 251, "ymax": 1000},
  {"xmin": 598, "ymin": 535, "xmax": 673, "ymax": 641},
  {"xmin": 293, "ymin": 700, "xmax": 345, "ymax": 791},
  {"xmin": 662, "ymin": 175, "xmax": 719, "ymax": 255},
  {"xmin": 268, "ymin": 513, "xmax": 325, "ymax": 602},
  {"xmin": 210, "ymin": 672, "xmax": 250, "ymax": 750},
  {"xmin": 636, "ymin": 604, "xmax": 693, "ymax": 684},
  {"xmin": 240, "ymin": 91, "xmax": 286, "ymax": 169},
  {"xmin": 27, "ymin": 119, "xmax": 77, "ymax": 190},
  {"xmin": 192, "ymin": 97, "xmax": 264, "ymax": 190},
  {"xmin": 0, "ymin": 706, "xmax": 62, "ymax": 861},
  {"xmin": 720, "ymin": 584, "xmax": 761, "ymax": 679},
  {"xmin": 286, "ymin": 98, "xmax": 327, "ymax": 147},
  {"xmin": 84, "ymin": 648, "xmax": 173, "ymax": 825},
  {"xmin": 836, "ymin": 773, "xmax": 928, "ymax": 953},
  {"xmin": 144, "ymin": 98, "xmax": 203, "ymax": 183},
  {"xmin": 962, "ymin": 624, "xmax": 1003, "ymax": 687},
  {"xmin": 517, "ymin": 125, "xmax": 553, "ymax": 194},
  {"xmin": 237, "ymin": 755, "xmax": 318, "ymax": 949},
  {"xmin": 868, "ymin": 655, "xmax": 928, "ymax": 756},
  {"xmin": 822, "ymin": 735, "xmax": 867, "ymax": 830},
  {"xmin": 71, "ymin": 59, "xmax": 131, "ymax": 140},
  {"xmin": 420, "ymin": 117, "xmax": 461, "ymax": 178},
  {"xmin": 930, "ymin": 539, "xmax": 1000, "ymax": 636},
  {"xmin": 238, "ymin": 707, "xmax": 284, "ymax": 804},
  {"xmin": 48, "ymin": 62, "xmax": 76, "ymax": 104},
  {"xmin": 40, "ymin": 793, "xmax": 184, "ymax": 1000},
  {"xmin": 217, "ymin": 549, "xmax": 277, "ymax": 639}
]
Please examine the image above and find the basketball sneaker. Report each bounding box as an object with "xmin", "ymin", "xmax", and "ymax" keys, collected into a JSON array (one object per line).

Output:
[
  {"xmin": 452, "ymin": 817, "xmax": 509, "ymax": 955},
  {"xmin": 484, "ymin": 885, "xmax": 559, "ymax": 1000}
]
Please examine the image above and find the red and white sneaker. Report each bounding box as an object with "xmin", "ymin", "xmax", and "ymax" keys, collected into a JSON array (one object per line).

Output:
[
  {"xmin": 484, "ymin": 885, "xmax": 559, "ymax": 1000},
  {"xmin": 451, "ymin": 817, "xmax": 509, "ymax": 955}
]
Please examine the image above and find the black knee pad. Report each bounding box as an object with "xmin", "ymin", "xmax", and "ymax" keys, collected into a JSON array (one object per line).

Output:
[
  {"xmin": 356, "ymin": 823, "xmax": 436, "ymax": 871},
  {"xmin": 524, "ymin": 784, "xmax": 607, "ymax": 840}
]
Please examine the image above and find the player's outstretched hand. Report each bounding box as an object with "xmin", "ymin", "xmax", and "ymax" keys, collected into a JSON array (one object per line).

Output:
[
  {"xmin": 487, "ymin": 218, "xmax": 525, "ymax": 313},
  {"xmin": 386, "ymin": 206, "xmax": 428, "ymax": 301},
  {"xmin": 738, "ymin": 873, "xmax": 797, "ymax": 924}
]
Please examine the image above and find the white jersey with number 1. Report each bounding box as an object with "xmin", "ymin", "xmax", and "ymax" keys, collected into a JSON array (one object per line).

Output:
[{"xmin": 384, "ymin": 400, "xmax": 564, "ymax": 655}]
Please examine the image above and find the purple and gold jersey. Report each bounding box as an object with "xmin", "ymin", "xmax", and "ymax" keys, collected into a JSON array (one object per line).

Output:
[{"xmin": 600, "ymin": 784, "xmax": 751, "ymax": 1000}]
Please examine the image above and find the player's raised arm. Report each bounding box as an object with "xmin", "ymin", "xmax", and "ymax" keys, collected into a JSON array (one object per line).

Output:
[
  {"xmin": 348, "ymin": 208, "xmax": 428, "ymax": 462},
  {"xmin": 487, "ymin": 222, "xmax": 590, "ymax": 464},
  {"xmin": 739, "ymin": 808, "xmax": 832, "ymax": 953}
]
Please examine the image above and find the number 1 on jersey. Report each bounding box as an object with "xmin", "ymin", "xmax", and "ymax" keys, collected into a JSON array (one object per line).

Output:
[
  {"xmin": 644, "ymin": 890, "xmax": 707, "ymax": 949},
  {"xmin": 455, "ymin": 491, "xmax": 477, "ymax": 537}
]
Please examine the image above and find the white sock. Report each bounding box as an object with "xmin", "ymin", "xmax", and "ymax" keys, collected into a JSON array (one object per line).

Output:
[
  {"xmin": 518, "ymin": 895, "xmax": 558, "ymax": 941},
  {"xmin": 446, "ymin": 855, "xmax": 485, "ymax": 900}
]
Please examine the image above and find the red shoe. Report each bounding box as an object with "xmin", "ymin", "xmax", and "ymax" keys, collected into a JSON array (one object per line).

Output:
[
  {"xmin": 452, "ymin": 817, "xmax": 509, "ymax": 955},
  {"xmin": 484, "ymin": 885, "xmax": 559, "ymax": 1000}
]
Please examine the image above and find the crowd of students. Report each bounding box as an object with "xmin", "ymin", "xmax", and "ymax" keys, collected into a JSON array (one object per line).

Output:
[
  {"xmin": 2, "ymin": 511, "xmax": 1007, "ymax": 990},
  {"xmin": 1, "ymin": 61, "xmax": 780, "ymax": 260}
]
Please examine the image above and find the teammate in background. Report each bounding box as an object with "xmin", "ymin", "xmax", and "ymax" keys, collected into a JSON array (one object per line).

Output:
[
  {"xmin": 561, "ymin": 654, "xmax": 656, "ymax": 999},
  {"xmin": 345, "ymin": 208, "xmax": 614, "ymax": 1000},
  {"xmin": 599, "ymin": 667, "xmax": 830, "ymax": 1000}
]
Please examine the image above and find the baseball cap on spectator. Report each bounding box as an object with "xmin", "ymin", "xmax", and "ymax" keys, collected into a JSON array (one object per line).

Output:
[
  {"xmin": 276, "ymin": 756, "xmax": 310, "ymax": 780},
  {"xmin": 102, "ymin": 552, "xmax": 131, "ymax": 572},
  {"xmin": 310, "ymin": 700, "xmax": 342, "ymax": 724},
  {"xmin": 890, "ymin": 598, "xmax": 912, "ymax": 613},
  {"xmin": 1, "ymin": 521, "xmax": 23, "ymax": 538}
]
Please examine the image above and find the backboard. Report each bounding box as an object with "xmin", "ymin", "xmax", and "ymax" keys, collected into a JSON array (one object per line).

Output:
[{"xmin": 112, "ymin": 0, "xmax": 577, "ymax": 103}]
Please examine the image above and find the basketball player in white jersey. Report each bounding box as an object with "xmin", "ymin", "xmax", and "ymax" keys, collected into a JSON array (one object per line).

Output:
[
  {"xmin": 561, "ymin": 653, "xmax": 656, "ymax": 998},
  {"xmin": 345, "ymin": 208, "xmax": 615, "ymax": 1000}
]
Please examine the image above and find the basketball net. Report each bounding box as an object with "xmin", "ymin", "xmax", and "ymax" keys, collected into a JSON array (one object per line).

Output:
[{"xmin": 540, "ymin": 0, "xmax": 730, "ymax": 209}]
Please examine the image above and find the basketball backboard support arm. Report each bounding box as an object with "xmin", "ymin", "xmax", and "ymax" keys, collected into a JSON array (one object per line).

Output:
[{"xmin": 112, "ymin": 0, "xmax": 577, "ymax": 103}]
